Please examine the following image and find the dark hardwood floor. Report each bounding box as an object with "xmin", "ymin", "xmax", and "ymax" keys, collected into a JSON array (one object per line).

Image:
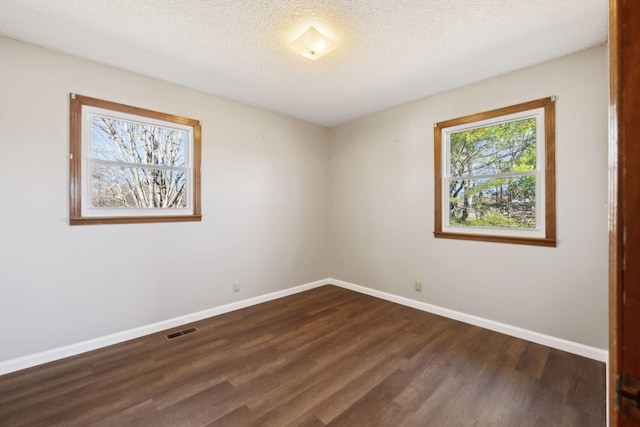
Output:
[{"xmin": 0, "ymin": 285, "xmax": 605, "ymax": 426}]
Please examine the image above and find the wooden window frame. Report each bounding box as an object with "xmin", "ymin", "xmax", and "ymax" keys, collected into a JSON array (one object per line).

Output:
[
  {"xmin": 434, "ymin": 97, "xmax": 556, "ymax": 247},
  {"xmin": 70, "ymin": 94, "xmax": 202, "ymax": 225}
]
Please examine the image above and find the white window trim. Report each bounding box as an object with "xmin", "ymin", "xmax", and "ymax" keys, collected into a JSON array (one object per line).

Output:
[{"xmin": 80, "ymin": 106, "xmax": 195, "ymax": 218}]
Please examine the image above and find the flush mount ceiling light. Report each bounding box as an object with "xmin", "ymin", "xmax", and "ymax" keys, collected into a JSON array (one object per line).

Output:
[{"xmin": 288, "ymin": 26, "xmax": 338, "ymax": 61}]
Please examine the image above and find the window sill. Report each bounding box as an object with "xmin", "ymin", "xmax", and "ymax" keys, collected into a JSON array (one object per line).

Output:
[
  {"xmin": 433, "ymin": 231, "xmax": 556, "ymax": 247},
  {"xmin": 70, "ymin": 215, "xmax": 202, "ymax": 226}
]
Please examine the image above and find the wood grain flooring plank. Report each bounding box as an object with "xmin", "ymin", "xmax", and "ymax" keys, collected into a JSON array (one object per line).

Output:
[
  {"xmin": 248, "ymin": 351, "xmax": 397, "ymax": 426},
  {"xmin": 313, "ymin": 354, "xmax": 408, "ymax": 424},
  {"xmin": 140, "ymin": 380, "xmax": 237, "ymax": 427},
  {"xmin": 393, "ymin": 354, "xmax": 463, "ymax": 413},
  {"xmin": 516, "ymin": 341, "xmax": 551, "ymax": 379},
  {"xmin": 203, "ymin": 405, "xmax": 254, "ymax": 427},
  {"xmin": 366, "ymin": 400, "xmax": 408, "ymax": 427},
  {"xmin": 282, "ymin": 412, "xmax": 326, "ymax": 427},
  {"xmin": 241, "ymin": 314, "xmax": 416, "ymax": 422},
  {"xmin": 324, "ymin": 368, "xmax": 414, "ymax": 427},
  {"xmin": 494, "ymin": 335, "xmax": 529, "ymax": 369},
  {"xmin": 1, "ymin": 368, "xmax": 165, "ymax": 427},
  {"xmin": 88, "ymin": 399, "xmax": 157, "ymax": 427}
]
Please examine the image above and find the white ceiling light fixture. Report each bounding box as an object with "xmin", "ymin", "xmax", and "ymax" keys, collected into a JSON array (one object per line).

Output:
[{"xmin": 288, "ymin": 26, "xmax": 338, "ymax": 61}]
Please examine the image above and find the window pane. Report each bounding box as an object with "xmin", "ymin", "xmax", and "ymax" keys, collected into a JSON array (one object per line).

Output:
[
  {"xmin": 449, "ymin": 118, "xmax": 536, "ymax": 177},
  {"xmin": 91, "ymin": 115, "xmax": 186, "ymax": 167},
  {"xmin": 91, "ymin": 165, "xmax": 187, "ymax": 208},
  {"xmin": 448, "ymin": 176, "xmax": 536, "ymax": 229}
]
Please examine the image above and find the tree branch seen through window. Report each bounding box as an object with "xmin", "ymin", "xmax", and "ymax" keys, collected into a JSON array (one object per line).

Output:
[
  {"xmin": 70, "ymin": 94, "xmax": 202, "ymax": 225},
  {"xmin": 434, "ymin": 97, "xmax": 556, "ymax": 246}
]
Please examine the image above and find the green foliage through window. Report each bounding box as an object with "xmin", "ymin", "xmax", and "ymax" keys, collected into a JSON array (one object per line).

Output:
[
  {"xmin": 447, "ymin": 118, "xmax": 537, "ymax": 229},
  {"xmin": 434, "ymin": 96, "xmax": 555, "ymax": 246}
]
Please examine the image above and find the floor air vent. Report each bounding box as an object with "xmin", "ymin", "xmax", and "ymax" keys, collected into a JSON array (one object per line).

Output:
[{"xmin": 166, "ymin": 327, "xmax": 199, "ymax": 340}]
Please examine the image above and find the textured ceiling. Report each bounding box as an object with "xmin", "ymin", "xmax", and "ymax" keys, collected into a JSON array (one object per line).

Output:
[{"xmin": 0, "ymin": 0, "xmax": 607, "ymax": 127}]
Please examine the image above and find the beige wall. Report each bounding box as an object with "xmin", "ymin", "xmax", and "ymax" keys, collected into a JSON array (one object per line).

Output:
[
  {"xmin": 327, "ymin": 45, "xmax": 609, "ymax": 349},
  {"xmin": 0, "ymin": 36, "xmax": 608, "ymax": 363},
  {"xmin": 0, "ymin": 37, "xmax": 329, "ymax": 361}
]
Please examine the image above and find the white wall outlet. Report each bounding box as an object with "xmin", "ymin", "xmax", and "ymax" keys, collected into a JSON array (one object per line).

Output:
[
  {"xmin": 233, "ymin": 281, "xmax": 240, "ymax": 292},
  {"xmin": 414, "ymin": 281, "xmax": 423, "ymax": 292}
]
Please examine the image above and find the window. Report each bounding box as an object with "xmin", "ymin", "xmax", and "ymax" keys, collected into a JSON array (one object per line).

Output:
[
  {"xmin": 434, "ymin": 97, "xmax": 555, "ymax": 246},
  {"xmin": 70, "ymin": 94, "xmax": 202, "ymax": 225}
]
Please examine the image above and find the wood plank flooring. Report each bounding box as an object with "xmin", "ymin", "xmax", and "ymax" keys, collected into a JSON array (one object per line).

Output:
[{"xmin": 0, "ymin": 285, "xmax": 606, "ymax": 426}]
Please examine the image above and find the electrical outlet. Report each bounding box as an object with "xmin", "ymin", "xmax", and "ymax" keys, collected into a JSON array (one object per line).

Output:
[
  {"xmin": 414, "ymin": 281, "xmax": 423, "ymax": 292},
  {"xmin": 233, "ymin": 281, "xmax": 240, "ymax": 292}
]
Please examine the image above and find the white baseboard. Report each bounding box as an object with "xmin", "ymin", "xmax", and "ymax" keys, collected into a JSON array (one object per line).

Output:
[
  {"xmin": 0, "ymin": 279, "xmax": 329, "ymax": 376},
  {"xmin": 0, "ymin": 277, "xmax": 607, "ymax": 376},
  {"xmin": 329, "ymin": 278, "xmax": 608, "ymax": 363}
]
